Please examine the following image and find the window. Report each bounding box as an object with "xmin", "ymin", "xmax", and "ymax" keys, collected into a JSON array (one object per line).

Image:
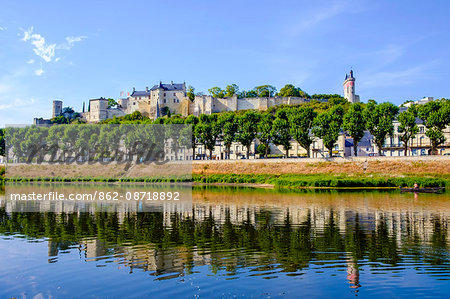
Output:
[
  {"xmin": 164, "ymin": 93, "xmax": 166, "ymax": 96},
  {"xmin": 173, "ymin": 99, "xmax": 176, "ymax": 103},
  {"xmin": 173, "ymin": 93, "xmax": 176, "ymax": 96},
  {"xmin": 419, "ymin": 127, "xmax": 425, "ymax": 134},
  {"xmin": 164, "ymin": 99, "xmax": 166, "ymax": 103}
]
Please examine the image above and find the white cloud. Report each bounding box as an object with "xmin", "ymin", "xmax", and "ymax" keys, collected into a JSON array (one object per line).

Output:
[
  {"xmin": 0, "ymin": 26, "xmax": 6, "ymax": 31},
  {"xmin": 0, "ymin": 97, "xmax": 36, "ymax": 111},
  {"xmin": 22, "ymin": 27, "xmax": 56, "ymax": 62},
  {"xmin": 34, "ymin": 68, "xmax": 45, "ymax": 76},
  {"xmin": 21, "ymin": 27, "xmax": 86, "ymax": 63},
  {"xmin": 27, "ymin": 59, "xmax": 35, "ymax": 64}
]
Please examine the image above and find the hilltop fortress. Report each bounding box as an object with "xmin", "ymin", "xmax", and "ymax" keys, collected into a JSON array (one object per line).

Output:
[{"xmin": 37, "ymin": 71, "xmax": 358, "ymax": 124}]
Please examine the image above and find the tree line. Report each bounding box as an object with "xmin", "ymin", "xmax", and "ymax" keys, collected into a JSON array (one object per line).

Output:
[
  {"xmin": 188, "ymin": 83, "xmax": 342, "ymax": 100},
  {"xmin": 1, "ymin": 98, "xmax": 449, "ymax": 159},
  {"xmin": 102, "ymin": 98, "xmax": 450, "ymax": 158}
]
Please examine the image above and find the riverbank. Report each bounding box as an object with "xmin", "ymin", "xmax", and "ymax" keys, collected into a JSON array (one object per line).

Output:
[{"xmin": 2, "ymin": 156, "xmax": 449, "ymax": 189}]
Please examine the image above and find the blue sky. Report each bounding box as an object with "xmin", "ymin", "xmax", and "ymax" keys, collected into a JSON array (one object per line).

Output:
[{"xmin": 1, "ymin": 0, "xmax": 449, "ymax": 126}]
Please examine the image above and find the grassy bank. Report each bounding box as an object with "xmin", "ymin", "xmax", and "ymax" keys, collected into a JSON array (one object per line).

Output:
[
  {"xmin": 3, "ymin": 173, "xmax": 449, "ymax": 189},
  {"xmin": 2, "ymin": 160, "xmax": 449, "ymax": 189},
  {"xmin": 192, "ymin": 173, "xmax": 449, "ymax": 188}
]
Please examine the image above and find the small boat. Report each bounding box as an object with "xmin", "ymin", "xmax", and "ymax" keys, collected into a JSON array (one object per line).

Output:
[{"xmin": 400, "ymin": 187, "xmax": 445, "ymax": 193}]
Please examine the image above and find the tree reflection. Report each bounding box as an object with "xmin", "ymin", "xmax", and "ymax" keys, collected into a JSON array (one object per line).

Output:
[{"xmin": 0, "ymin": 207, "xmax": 448, "ymax": 278}]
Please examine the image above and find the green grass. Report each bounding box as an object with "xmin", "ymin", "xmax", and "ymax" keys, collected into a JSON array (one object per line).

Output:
[
  {"xmin": 2, "ymin": 170, "xmax": 449, "ymax": 189},
  {"xmin": 192, "ymin": 173, "xmax": 449, "ymax": 188}
]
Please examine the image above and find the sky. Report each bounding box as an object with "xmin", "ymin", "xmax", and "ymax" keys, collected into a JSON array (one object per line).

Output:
[{"xmin": 1, "ymin": 0, "xmax": 449, "ymax": 126}]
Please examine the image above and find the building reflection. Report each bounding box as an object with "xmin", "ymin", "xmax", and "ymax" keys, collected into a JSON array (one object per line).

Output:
[{"xmin": 1, "ymin": 189, "xmax": 449, "ymax": 290}]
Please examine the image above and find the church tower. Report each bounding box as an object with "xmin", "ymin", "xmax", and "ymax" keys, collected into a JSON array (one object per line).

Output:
[{"xmin": 343, "ymin": 70, "xmax": 359, "ymax": 103}]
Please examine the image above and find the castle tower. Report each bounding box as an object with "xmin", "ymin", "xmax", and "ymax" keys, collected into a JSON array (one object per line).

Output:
[
  {"xmin": 52, "ymin": 100, "xmax": 63, "ymax": 118},
  {"xmin": 343, "ymin": 70, "xmax": 359, "ymax": 103}
]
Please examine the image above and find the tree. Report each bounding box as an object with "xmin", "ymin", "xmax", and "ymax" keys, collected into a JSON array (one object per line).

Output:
[
  {"xmin": 0, "ymin": 128, "xmax": 5, "ymax": 156},
  {"xmin": 277, "ymin": 84, "xmax": 309, "ymax": 98},
  {"xmin": 257, "ymin": 112, "xmax": 275, "ymax": 158},
  {"xmin": 195, "ymin": 114, "xmax": 220, "ymax": 159},
  {"xmin": 225, "ymin": 84, "xmax": 239, "ymax": 98},
  {"xmin": 254, "ymin": 85, "xmax": 277, "ymax": 97},
  {"xmin": 187, "ymin": 86, "xmax": 195, "ymax": 101},
  {"xmin": 51, "ymin": 116, "xmax": 69, "ymax": 124},
  {"xmin": 107, "ymin": 98, "xmax": 118, "ymax": 108},
  {"xmin": 343, "ymin": 103, "xmax": 366, "ymax": 156},
  {"xmin": 397, "ymin": 106, "xmax": 418, "ymax": 156},
  {"xmin": 218, "ymin": 112, "xmax": 238, "ymax": 159},
  {"xmin": 272, "ymin": 108, "xmax": 292, "ymax": 158},
  {"xmin": 313, "ymin": 105, "xmax": 344, "ymax": 158},
  {"xmin": 364, "ymin": 101, "xmax": 399, "ymax": 156},
  {"xmin": 240, "ymin": 89, "xmax": 258, "ymax": 98},
  {"xmin": 184, "ymin": 115, "xmax": 199, "ymax": 159},
  {"xmin": 208, "ymin": 87, "xmax": 225, "ymax": 98},
  {"xmin": 62, "ymin": 106, "xmax": 74, "ymax": 114},
  {"xmin": 417, "ymin": 99, "xmax": 450, "ymax": 155},
  {"xmin": 289, "ymin": 107, "xmax": 317, "ymax": 158},
  {"xmin": 236, "ymin": 111, "xmax": 260, "ymax": 159},
  {"xmin": 277, "ymin": 84, "xmax": 300, "ymax": 97}
]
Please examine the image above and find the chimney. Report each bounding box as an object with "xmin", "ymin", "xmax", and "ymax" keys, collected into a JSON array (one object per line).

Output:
[
  {"xmin": 133, "ymin": 87, "xmax": 135, "ymax": 92},
  {"xmin": 146, "ymin": 86, "xmax": 149, "ymax": 92},
  {"xmin": 171, "ymin": 80, "xmax": 173, "ymax": 85}
]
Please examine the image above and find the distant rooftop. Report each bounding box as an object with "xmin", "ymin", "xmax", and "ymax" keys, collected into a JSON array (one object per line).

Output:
[{"xmin": 130, "ymin": 82, "xmax": 186, "ymax": 97}]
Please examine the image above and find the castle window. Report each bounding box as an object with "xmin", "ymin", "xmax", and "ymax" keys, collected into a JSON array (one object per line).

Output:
[
  {"xmin": 164, "ymin": 93, "xmax": 166, "ymax": 96},
  {"xmin": 164, "ymin": 99, "xmax": 166, "ymax": 103},
  {"xmin": 174, "ymin": 99, "xmax": 176, "ymax": 103},
  {"xmin": 173, "ymin": 93, "xmax": 176, "ymax": 96}
]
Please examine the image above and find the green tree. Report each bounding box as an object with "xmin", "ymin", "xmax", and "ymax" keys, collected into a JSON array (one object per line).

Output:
[
  {"xmin": 397, "ymin": 106, "xmax": 418, "ymax": 156},
  {"xmin": 218, "ymin": 112, "xmax": 238, "ymax": 159},
  {"xmin": 272, "ymin": 108, "xmax": 292, "ymax": 158},
  {"xmin": 277, "ymin": 84, "xmax": 309, "ymax": 98},
  {"xmin": 240, "ymin": 89, "xmax": 258, "ymax": 98},
  {"xmin": 236, "ymin": 111, "xmax": 260, "ymax": 159},
  {"xmin": 289, "ymin": 107, "xmax": 317, "ymax": 158},
  {"xmin": 187, "ymin": 86, "xmax": 195, "ymax": 101},
  {"xmin": 313, "ymin": 105, "xmax": 344, "ymax": 158},
  {"xmin": 183, "ymin": 115, "xmax": 199, "ymax": 159},
  {"xmin": 277, "ymin": 84, "xmax": 300, "ymax": 97},
  {"xmin": 208, "ymin": 87, "xmax": 225, "ymax": 98},
  {"xmin": 343, "ymin": 103, "xmax": 366, "ymax": 156},
  {"xmin": 195, "ymin": 114, "xmax": 220, "ymax": 159},
  {"xmin": 62, "ymin": 106, "xmax": 74, "ymax": 114},
  {"xmin": 254, "ymin": 85, "xmax": 277, "ymax": 97},
  {"xmin": 417, "ymin": 99, "xmax": 450, "ymax": 155},
  {"xmin": 0, "ymin": 128, "xmax": 5, "ymax": 156},
  {"xmin": 225, "ymin": 84, "xmax": 239, "ymax": 98},
  {"xmin": 107, "ymin": 98, "xmax": 118, "ymax": 108},
  {"xmin": 364, "ymin": 101, "xmax": 399, "ymax": 156},
  {"xmin": 257, "ymin": 112, "xmax": 275, "ymax": 158}
]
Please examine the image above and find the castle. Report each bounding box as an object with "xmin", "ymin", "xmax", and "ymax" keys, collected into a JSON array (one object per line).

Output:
[
  {"xmin": 35, "ymin": 71, "xmax": 358, "ymax": 124},
  {"xmin": 343, "ymin": 70, "xmax": 360, "ymax": 103}
]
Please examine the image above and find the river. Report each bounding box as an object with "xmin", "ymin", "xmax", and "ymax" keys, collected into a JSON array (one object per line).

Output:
[{"xmin": 0, "ymin": 185, "xmax": 449, "ymax": 298}]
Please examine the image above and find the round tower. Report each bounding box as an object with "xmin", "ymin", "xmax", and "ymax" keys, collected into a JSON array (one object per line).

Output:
[
  {"xmin": 52, "ymin": 100, "xmax": 63, "ymax": 118},
  {"xmin": 343, "ymin": 70, "xmax": 356, "ymax": 103}
]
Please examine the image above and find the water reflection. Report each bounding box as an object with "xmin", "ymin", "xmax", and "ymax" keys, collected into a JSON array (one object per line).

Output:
[{"xmin": 0, "ymin": 186, "xmax": 449, "ymax": 296}]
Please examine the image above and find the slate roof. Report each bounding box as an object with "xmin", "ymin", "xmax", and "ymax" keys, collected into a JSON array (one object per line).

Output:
[
  {"xmin": 150, "ymin": 82, "xmax": 185, "ymax": 91},
  {"xmin": 131, "ymin": 91, "xmax": 151, "ymax": 97},
  {"xmin": 130, "ymin": 82, "xmax": 185, "ymax": 97}
]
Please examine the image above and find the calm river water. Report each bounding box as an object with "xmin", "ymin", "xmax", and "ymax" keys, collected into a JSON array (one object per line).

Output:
[{"xmin": 0, "ymin": 185, "xmax": 449, "ymax": 298}]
